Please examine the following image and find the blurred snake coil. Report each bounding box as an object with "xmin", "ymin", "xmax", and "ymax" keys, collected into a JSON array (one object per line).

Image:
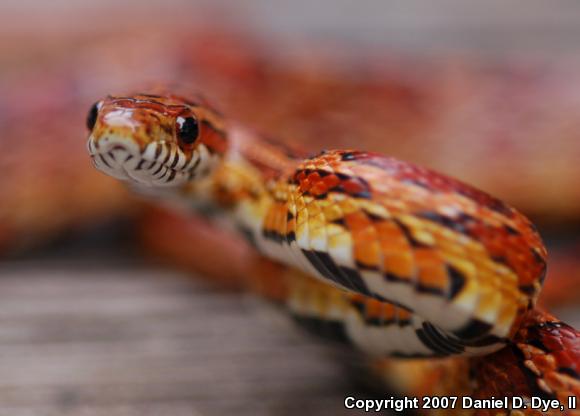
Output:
[{"xmin": 85, "ymin": 89, "xmax": 579, "ymax": 416}]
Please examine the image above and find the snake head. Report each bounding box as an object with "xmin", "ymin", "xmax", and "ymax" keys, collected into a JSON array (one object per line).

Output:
[{"xmin": 86, "ymin": 91, "xmax": 227, "ymax": 187}]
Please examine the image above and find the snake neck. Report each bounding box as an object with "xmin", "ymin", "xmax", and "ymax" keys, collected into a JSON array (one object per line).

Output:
[{"xmin": 178, "ymin": 122, "xmax": 305, "ymax": 233}]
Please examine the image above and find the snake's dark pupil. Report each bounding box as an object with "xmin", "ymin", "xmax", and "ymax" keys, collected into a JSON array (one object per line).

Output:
[
  {"xmin": 86, "ymin": 102, "xmax": 99, "ymax": 131},
  {"xmin": 176, "ymin": 116, "xmax": 199, "ymax": 145}
]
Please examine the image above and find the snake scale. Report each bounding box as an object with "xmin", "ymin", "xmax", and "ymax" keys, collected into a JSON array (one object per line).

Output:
[{"xmin": 86, "ymin": 89, "xmax": 579, "ymax": 415}]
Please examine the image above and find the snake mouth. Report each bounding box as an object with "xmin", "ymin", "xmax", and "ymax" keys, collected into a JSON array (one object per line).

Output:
[{"xmin": 87, "ymin": 134, "xmax": 199, "ymax": 187}]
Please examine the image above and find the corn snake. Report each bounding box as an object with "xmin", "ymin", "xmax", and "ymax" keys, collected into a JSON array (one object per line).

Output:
[{"xmin": 86, "ymin": 89, "xmax": 579, "ymax": 415}]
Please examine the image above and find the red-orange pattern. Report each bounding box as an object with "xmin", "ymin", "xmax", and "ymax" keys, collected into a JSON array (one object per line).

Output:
[
  {"xmin": 471, "ymin": 310, "xmax": 580, "ymax": 415},
  {"xmin": 87, "ymin": 91, "xmax": 579, "ymax": 416}
]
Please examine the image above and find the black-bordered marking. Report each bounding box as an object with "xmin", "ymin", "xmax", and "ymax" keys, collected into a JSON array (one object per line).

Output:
[{"xmin": 301, "ymin": 250, "xmax": 373, "ymax": 297}]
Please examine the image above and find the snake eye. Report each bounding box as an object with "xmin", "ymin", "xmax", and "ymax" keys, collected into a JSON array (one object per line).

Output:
[
  {"xmin": 86, "ymin": 101, "xmax": 100, "ymax": 131},
  {"xmin": 176, "ymin": 116, "xmax": 199, "ymax": 145}
]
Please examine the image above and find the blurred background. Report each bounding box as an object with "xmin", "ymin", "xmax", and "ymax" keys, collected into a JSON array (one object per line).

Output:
[{"xmin": 0, "ymin": 1, "xmax": 579, "ymax": 415}]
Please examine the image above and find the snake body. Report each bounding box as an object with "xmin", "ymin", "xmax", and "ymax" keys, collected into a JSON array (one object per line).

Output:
[{"xmin": 86, "ymin": 89, "xmax": 579, "ymax": 414}]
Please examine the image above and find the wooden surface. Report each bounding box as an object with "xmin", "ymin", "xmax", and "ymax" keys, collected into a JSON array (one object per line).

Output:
[
  {"xmin": 0, "ymin": 240, "xmax": 381, "ymax": 416},
  {"xmin": 1, "ymin": 234, "xmax": 576, "ymax": 416}
]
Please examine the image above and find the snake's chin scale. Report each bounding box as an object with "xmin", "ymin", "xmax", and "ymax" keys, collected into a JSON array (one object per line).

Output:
[{"xmin": 87, "ymin": 134, "xmax": 193, "ymax": 187}]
